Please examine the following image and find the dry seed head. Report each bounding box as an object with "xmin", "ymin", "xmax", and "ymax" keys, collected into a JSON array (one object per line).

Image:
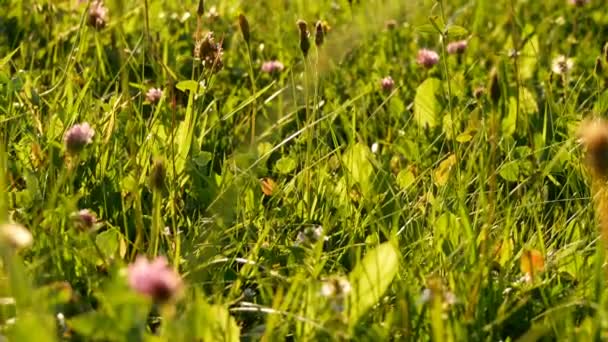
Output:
[
  {"xmin": 238, "ymin": 14, "xmax": 250, "ymax": 45},
  {"xmin": 194, "ymin": 32, "xmax": 224, "ymax": 71},
  {"xmin": 149, "ymin": 157, "xmax": 166, "ymax": 191},
  {"xmin": 578, "ymin": 118, "xmax": 608, "ymax": 179},
  {"xmin": 488, "ymin": 68, "xmax": 501, "ymax": 105},
  {"xmin": 296, "ymin": 20, "xmax": 308, "ymax": 35},
  {"xmin": 315, "ymin": 21, "xmax": 324, "ymax": 47},
  {"xmin": 197, "ymin": 0, "xmax": 204, "ymax": 16},
  {"xmin": 595, "ymin": 57, "xmax": 603, "ymax": 75},
  {"xmin": 296, "ymin": 20, "xmax": 310, "ymax": 56}
]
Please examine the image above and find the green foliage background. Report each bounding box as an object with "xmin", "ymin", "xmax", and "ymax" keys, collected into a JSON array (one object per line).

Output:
[{"xmin": 1, "ymin": 0, "xmax": 608, "ymax": 340}]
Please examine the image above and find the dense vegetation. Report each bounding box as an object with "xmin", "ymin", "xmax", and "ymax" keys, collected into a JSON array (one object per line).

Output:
[{"xmin": 1, "ymin": 0, "xmax": 608, "ymax": 340}]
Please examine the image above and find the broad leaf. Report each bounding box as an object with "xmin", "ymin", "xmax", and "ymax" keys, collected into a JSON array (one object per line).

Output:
[
  {"xmin": 414, "ymin": 78, "xmax": 442, "ymax": 128},
  {"xmin": 348, "ymin": 241, "xmax": 400, "ymax": 326}
]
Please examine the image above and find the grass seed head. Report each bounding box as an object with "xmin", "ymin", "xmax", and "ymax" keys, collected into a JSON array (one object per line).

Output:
[
  {"xmin": 149, "ymin": 157, "xmax": 166, "ymax": 191},
  {"xmin": 194, "ymin": 33, "xmax": 224, "ymax": 71},
  {"xmin": 315, "ymin": 21, "xmax": 324, "ymax": 47},
  {"xmin": 296, "ymin": 20, "xmax": 310, "ymax": 56},
  {"xmin": 197, "ymin": 0, "xmax": 204, "ymax": 16},
  {"xmin": 238, "ymin": 13, "xmax": 250, "ymax": 45}
]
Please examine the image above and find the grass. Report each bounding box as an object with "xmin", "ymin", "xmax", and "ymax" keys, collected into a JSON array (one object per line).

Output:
[{"xmin": 1, "ymin": 0, "xmax": 607, "ymax": 340}]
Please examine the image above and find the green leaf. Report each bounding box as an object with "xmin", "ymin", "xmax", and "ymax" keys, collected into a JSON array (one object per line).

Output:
[
  {"xmin": 396, "ymin": 169, "xmax": 415, "ymax": 190},
  {"xmin": 275, "ymin": 156, "xmax": 297, "ymax": 174},
  {"xmin": 175, "ymin": 90, "xmax": 197, "ymax": 175},
  {"xmin": 8, "ymin": 312, "xmax": 56, "ymax": 342},
  {"xmin": 446, "ymin": 25, "xmax": 469, "ymax": 38},
  {"xmin": 348, "ymin": 241, "xmax": 400, "ymax": 326},
  {"xmin": 165, "ymin": 291, "xmax": 240, "ymax": 342},
  {"xmin": 498, "ymin": 162, "xmax": 519, "ymax": 182},
  {"xmin": 342, "ymin": 143, "xmax": 375, "ymax": 197},
  {"xmin": 175, "ymin": 80, "xmax": 200, "ymax": 93},
  {"xmin": 95, "ymin": 229, "xmax": 120, "ymax": 258},
  {"xmin": 414, "ymin": 78, "xmax": 442, "ymax": 129},
  {"xmin": 415, "ymin": 24, "xmax": 438, "ymax": 34},
  {"xmin": 0, "ymin": 48, "xmax": 19, "ymax": 69}
]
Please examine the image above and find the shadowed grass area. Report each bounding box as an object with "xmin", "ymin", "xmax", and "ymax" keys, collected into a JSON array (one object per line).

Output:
[{"xmin": 1, "ymin": 0, "xmax": 608, "ymax": 340}]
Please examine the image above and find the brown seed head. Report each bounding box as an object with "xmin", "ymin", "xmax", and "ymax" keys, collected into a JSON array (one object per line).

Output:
[
  {"xmin": 149, "ymin": 157, "xmax": 166, "ymax": 191},
  {"xmin": 488, "ymin": 68, "xmax": 501, "ymax": 105},
  {"xmin": 296, "ymin": 20, "xmax": 310, "ymax": 56},
  {"xmin": 578, "ymin": 118, "xmax": 608, "ymax": 179},
  {"xmin": 194, "ymin": 32, "xmax": 223, "ymax": 71},
  {"xmin": 315, "ymin": 21, "xmax": 324, "ymax": 47},
  {"xmin": 238, "ymin": 13, "xmax": 250, "ymax": 45},
  {"xmin": 197, "ymin": 0, "xmax": 205, "ymax": 16},
  {"xmin": 296, "ymin": 20, "xmax": 308, "ymax": 35}
]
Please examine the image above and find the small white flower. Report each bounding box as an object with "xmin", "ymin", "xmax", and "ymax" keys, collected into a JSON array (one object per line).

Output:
[
  {"xmin": 0, "ymin": 223, "xmax": 33, "ymax": 250},
  {"xmin": 551, "ymin": 55, "xmax": 574, "ymax": 74},
  {"xmin": 371, "ymin": 142, "xmax": 379, "ymax": 154}
]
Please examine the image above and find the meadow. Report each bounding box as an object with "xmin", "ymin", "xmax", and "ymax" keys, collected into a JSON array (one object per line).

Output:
[{"xmin": 1, "ymin": 0, "xmax": 608, "ymax": 340}]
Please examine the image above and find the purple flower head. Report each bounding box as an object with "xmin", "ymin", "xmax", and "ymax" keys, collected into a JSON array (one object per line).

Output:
[
  {"xmin": 568, "ymin": 0, "xmax": 589, "ymax": 6},
  {"xmin": 74, "ymin": 209, "xmax": 97, "ymax": 230},
  {"xmin": 127, "ymin": 256, "xmax": 183, "ymax": 303},
  {"xmin": 380, "ymin": 76, "xmax": 395, "ymax": 92},
  {"xmin": 145, "ymin": 88, "xmax": 163, "ymax": 104},
  {"xmin": 88, "ymin": 1, "xmax": 108, "ymax": 29},
  {"xmin": 446, "ymin": 40, "xmax": 468, "ymax": 55},
  {"xmin": 261, "ymin": 60, "xmax": 285, "ymax": 74},
  {"xmin": 417, "ymin": 49, "xmax": 440, "ymax": 68},
  {"xmin": 64, "ymin": 122, "xmax": 95, "ymax": 154}
]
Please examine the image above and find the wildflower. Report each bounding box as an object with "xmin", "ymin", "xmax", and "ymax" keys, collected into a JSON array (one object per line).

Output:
[
  {"xmin": 88, "ymin": 1, "xmax": 108, "ymax": 29},
  {"xmin": 296, "ymin": 225, "xmax": 327, "ymax": 246},
  {"xmin": 0, "ymin": 223, "xmax": 33, "ymax": 250},
  {"xmin": 238, "ymin": 13, "xmax": 250, "ymax": 45},
  {"xmin": 446, "ymin": 40, "xmax": 468, "ymax": 55},
  {"xmin": 380, "ymin": 76, "xmax": 395, "ymax": 92},
  {"xmin": 64, "ymin": 122, "xmax": 95, "ymax": 155},
  {"xmin": 261, "ymin": 60, "xmax": 285, "ymax": 74},
  {"xmin": 296, "ymin": 20, "xmax": 310, "ymax": 57},
  {"xmin": 127, "ymin": 256, "xmax": 183, "ymax": 303},
  {"xmin": 72, "ymin": 209, "xmax": 98, "ymax": 231},
  {"xmin": 568, "ymin": 0, "xmax": 589, "ymax": 6},
  {"xmin": 206, "ymin": 6, "xmax": 219, "ymax": 21},
  {"xmin": 371, "ymin": 142, "xmax": 380, "ymax": 154},
  {"xmin": 551, "ymin": 55, "xmax": 574, "ymax": 75},
  {"xmin": 320, "ymin": 276, "xmax": 351, "ymax": 312},
  {"xmin": 193, "ymin": 32, "xmax": 223, "ymax": 72},
  {"xmin": 145, "ymin": 88, "xmax": 163, "ymax": 104},
  {"xmin": 578, "ymin": 118, "xmax": 608, "ymax": 179},
  {"xmin": 416, "ymin": 49, "xmax": 440, "ymax": 68}
]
